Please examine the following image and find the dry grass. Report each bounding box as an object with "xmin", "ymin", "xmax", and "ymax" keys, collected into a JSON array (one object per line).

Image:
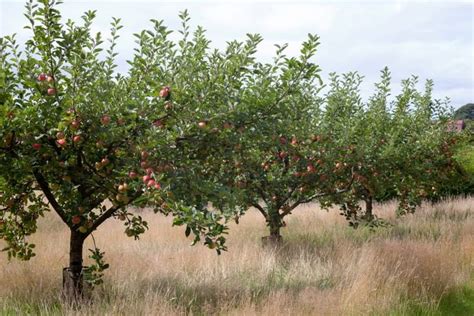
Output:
[{"xmin": 1, "ymin": 197, "xmax": 473, "ymax": 315}]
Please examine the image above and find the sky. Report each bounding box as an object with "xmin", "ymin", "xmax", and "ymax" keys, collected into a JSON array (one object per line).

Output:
[{"xmin": 1, "ymin": 0, "xmax": 473, "ymax": 109}]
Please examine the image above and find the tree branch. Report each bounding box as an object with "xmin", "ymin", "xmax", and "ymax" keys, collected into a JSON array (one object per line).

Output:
[
  {"xmin": 251, "ymin": 202, "xmax": 268, "ymax": 219},
  {"xmin": 32, "ymin": 170, "xmax": 69, "ymax": 225}
]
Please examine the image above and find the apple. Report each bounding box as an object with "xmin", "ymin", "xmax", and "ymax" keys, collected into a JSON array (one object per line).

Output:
[
  {"xmin": 47, "ymin": 75, "xmax": 54, "ymax": 83},
  {"xmin": 57, "ymin": 138, "xmax": 66, "ymax": 147},
  {"xmin": 73, "ymin": 135, "xmax": 81, "ymax": 143},
  {"xmin": 37, "ymin": 73, "xmax": 47, "ymax": 81},
  {"xmin": 147, "ymin": 179, "xmax": 156, "ymax": 187},
  {"xmin": 47, "ymin": 88, "xmax": 56, "ymax": 96},
  {"xmin": 32, "ymin": 143, "xmax": 42, "ymax": 150},
  {"xmin": 56, "ymin": 131, "xmax": 65, "ymax": 139},
  {"xmin": 101, "ymin": 115, "xmax": 111, "ymax": 126},
  {"xmin": 140, "ymin": 161, "xmax": 148, "ymax": 169},
  {"xmin": 291, "ymin": 137, "xmax": 298, "ymax": 146},
  {"xmin": 118, "ymin": 183, "xmax": 128, "ymax": 192},
  {"xmin": 71, "ymin": 216, "xmax": 81, "ymax": 225},
  {"xmin": 279, "ymin": 136, "xmax": 287, "ymax": 145},
  {"xmin": 146, "ymin": 167, "xmax": 154, "ymax": 175},
  {"xmin": 278, "ymin": 151, "xmax": 288, "ymax": 159},
  {"xmin": 141, "ymin": 151, "xmax": 149, "ymax": 160},
  {"xmin": 101, "ymin": 157, "xmax": 110, "ymax": 166},
  {"xmin": 154, "ymin": 183, "xmax": 161, "ymax": 190},
  {"xmin": 143, "ymin": 175, "xmax": 151, "ymax": 183},
  {"xmin": 153, "ymin": 119, "xmax": 164, "ymax": 128},
  {"xmin": 198, "ymin": 121, "xmax": 208, "ymax": 129},
  {"xmin": 164, "ymin": 101, "xmax": 173, "ymax": 111},
  {"xmin": 78, "ymin": 226, "xmax": 88, "ymax": 233},
  {"xmin": 71, "ymin": 120, "xmax": 80, "ymax": 129},
  {"xmin": 129, "ymin": 171, "xmax": 137, "ymax": 178},
  {"xmin": 307, "ymin": 164, "xmax": 316, "ymax": 173},
  {"xmin": 159, "ymin": 86, "xmax": 170, "ymax": 98}
]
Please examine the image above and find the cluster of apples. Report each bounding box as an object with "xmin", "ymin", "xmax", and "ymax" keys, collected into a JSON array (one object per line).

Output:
[
  {"xmin": 37, "ymin": 73, "xmax": 56, "ymax": 96},
  {"xmin": 135, "ymin": 151, "xmax": 161, "ymax": 190}
]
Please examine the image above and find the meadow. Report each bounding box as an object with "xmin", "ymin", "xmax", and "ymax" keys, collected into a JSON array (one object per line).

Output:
[{"xmin": 1, "ymin": 197, "xmax": 473, "ymax": 315}]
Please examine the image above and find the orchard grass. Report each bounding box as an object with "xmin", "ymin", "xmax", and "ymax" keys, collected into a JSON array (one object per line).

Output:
[{"xmin": 1, "ymin": 197, "xmax": 473, "ymax": 315}]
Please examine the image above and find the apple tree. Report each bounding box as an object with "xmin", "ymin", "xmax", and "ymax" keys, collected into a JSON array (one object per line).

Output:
[{"xmin": 0, "ymin": 0, "xmax": 254, "ymax": 300}]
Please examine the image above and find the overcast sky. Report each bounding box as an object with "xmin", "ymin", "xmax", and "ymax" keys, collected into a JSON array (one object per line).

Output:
[{"xmin": 1, "ymin": 0, "xmax": 473, "ymax": 108}]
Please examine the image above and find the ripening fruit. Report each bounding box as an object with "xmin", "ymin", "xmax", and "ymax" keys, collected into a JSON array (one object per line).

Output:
[
  {"xmin": 159, "ymin": 86, "xmax": 170, "ymax": 98},
  {"xmin": 198, "ymin": 121, "xmax": 208, "ymax": 129},
  {"xmin": 147, "ymin": 179, "xmax": 156, "ymax": 187},
  {"xmin": 78, "ymin": 226, "xmax": 88, "ymax": 233},
  {"xmin": 279, "ymin": 136, "xmax": 287, "ymax": 145},
  {"xmin": 143, "ymin": 175, "xmax": 151, "ymax": 183},
  {"xmin": 73, "ymin": 135, "xmax": 82, "ymax": 143},
  {"xmin": 141, "ymin": 151, "xmax": 149, "ymax": 160},
  {"xmin": 37, "ymin": 73, "xmax": 47, "ymax": 81},
  {"xmin": 57, "ymin": 138, "xmax": 66, "ymax": 147},
  {"xmin": 164, "ymin": 101, "xmax": 173, "ymax": 111},
  {"xmin": 56, "ymin": 131, "xmax": 65, "ymax": 139},
  {"xmin": 118, "ymin": 183, "xmax": 128, "ymax": 192},
  {"xmin": 129, "ymin": 171, "xmax": 137, "ymax": 178},
  {"xmin": 47, "ymin": 75, "xmax": 54, "ymax": 83},
  {"xmin": 291, "ymin": 137, "xmax": 298, "ymax": 146},
  {"xmin": 154, "ymin": 183, "xmax": 161, "ymax": 190},
  {"xmin": 140, "ymin": 161, "xmax": 148, "ymax": 169},
  {"xmin": 153, "ymin": 119, "xmax": 165, "ymax": 128},
  {"xmin": 278, "ymin": 151, "xmax": 288, "ymax": 159},
  {"xmin": 47, "ymin": 88, "xmax": 56, "ymax": 96},
  {"xmin": 307, "ymin": 164, "xmax": 316, "ymax": 173},
  {"xmin": 71, "ymin": 120, "xmax": 80, "ymax": 129},
  {"xmin": 101, "ymin": 115, "xmax": 111, "ymax": 126},
  {"xmin": 71, "ymin": 216, "xmax": 81, "ymax": 225},
  {"xmin": 146, "ymin": 167, "xmax": 154, "ymax": 175},
  {"xmin": 101, "ymin": 157, "xmax": 110, "ymax": 166},
  {"xmin": 32, "ymin": 143, "xmax": 42, "ymax": 150}
]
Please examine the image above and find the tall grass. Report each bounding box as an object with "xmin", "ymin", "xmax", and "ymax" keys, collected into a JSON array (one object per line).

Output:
[{"xmin": 1, "ymin": 197, "xmax": 473, "ymax": 315}]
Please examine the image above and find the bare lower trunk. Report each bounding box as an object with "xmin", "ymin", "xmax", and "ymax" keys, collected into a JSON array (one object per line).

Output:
[
  {"xmin": 364, "ymin": 196, "xmax": 374, "ymax": 221},
  {"xmin": 262, "ymin": 212, "xmax": 283, "ymax": 245},
  {"xmin": 63, "ymin": 230, "xmax": 85, "ymax": 302}
]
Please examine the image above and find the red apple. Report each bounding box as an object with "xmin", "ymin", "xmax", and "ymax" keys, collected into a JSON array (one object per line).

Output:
[
  {"xmin": 140, "ymin": 161, "xmax": 148, "ymax": 169},
  {"xmin": 37, "ymin": 73, "xmax": 47, "ymax": 81},
  {"xmin": 159, "ymin": 86, "xmax": 170, "ymax": 98},
  {"xmin": 129, "ymin": 171, "xmax": 137, "ymax": 178},
  {"xmin": 146, "ymin": 167, "xmax": 154, "ymax": 175},
  {"xmin": 71, "ymin": 216, "xmax": 81, "ymax": 225},
  {"xmin": 143, "ymin": 175, "xmax": 151, "ymax": 183},
  {"xmin": 154, "ymin": 183, "xmax": 161, "ymax": 190},
  {"xmin": 278, "ymin": 151, "xmax": 288, "ymax": 159},
  {"xmin": 73, "ymin": 135, "xmax": 81, "ymax": 143},
  {"xmin": 57, "ymin": 138, "xmax": 66, "ymax": 147},
  {"xmin": 147, "ymin": 179, "xmax": 156, "ymax": 187},
  {"xmin": 153, "ymin": 119, "xmax": 164, "ymax": 128},
  {"xmin": 101, "ymin": 157, "xmax": 110, "ymax": 166},
  {"xmin": 32, "ymin": 143, "xmax": 42, "ymax": 150},
  {"xmin": 307, "ymin": 164, "xmax": 316, "ymax": 173},
  {"xmin": 101, "ymin": 115, "xmax": 111, "ymax": 126},
  {"xmin": 71, "ymin": 120, "xmax": 80, "ymax": 129},
  {"xmin": 47, "ymin": 88, "xmax": 56, "ymax": 96}
]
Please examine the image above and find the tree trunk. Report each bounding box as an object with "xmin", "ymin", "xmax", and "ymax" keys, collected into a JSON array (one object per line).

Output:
[
  {"xmin": 63, "ymin": 229, "xmax": 86, "ymax": 302},
  {"xmin": 364, "ymin": 196, "xmax": 374, "ymax": 221},
  {"xmin": 262, "ymin": 211, "xmax": 283, "ymax": 246}
]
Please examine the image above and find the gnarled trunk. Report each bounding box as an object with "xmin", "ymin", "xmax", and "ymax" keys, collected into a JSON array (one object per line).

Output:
[
  {"xmin": 63, "ymin": 230, "xmax": 86, "ymax": 302},
  {"xmin": 262, "ymin": 210, "xmax": 283, "ymax": 245},
  {"xmin": 364, "ymin": 195, "xmax": 374, "ymax": 221}
]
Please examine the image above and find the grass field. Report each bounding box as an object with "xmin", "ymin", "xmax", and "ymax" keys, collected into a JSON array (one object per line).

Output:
[{"xmin": 1, "ymin": 197, "xmax": 474, "ymax": 315}]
